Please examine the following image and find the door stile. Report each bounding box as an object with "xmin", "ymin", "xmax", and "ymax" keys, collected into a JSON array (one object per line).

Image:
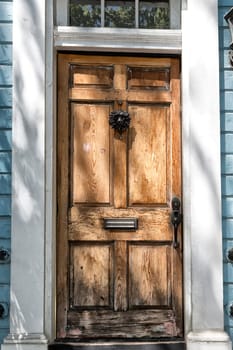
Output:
[
  {"xmin": 170, "ymin": 58, "xmax": 183, "ymax": 335},
  {"xmin": 57, "ymin": 54, "xmax": 70, "ymax": 338},
  {"xmin": 171, "ymin": 59, "xmax": 181, "ymax": 197},
  {"xmin": 113, "ymin": 102, "xmax": 128, "ymax": 209},
  {"xmin": 113, "ymin": 66, "xmax": 128, "ymax": 209}
]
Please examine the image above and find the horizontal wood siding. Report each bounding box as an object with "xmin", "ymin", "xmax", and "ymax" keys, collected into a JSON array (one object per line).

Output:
[
  {"xmin": 219, "ymin": 0, "xmax": 233, "ymax": 343},
  {"xmin": 0, "ymin": 0, "xmax": 12, "ymax": 345}
]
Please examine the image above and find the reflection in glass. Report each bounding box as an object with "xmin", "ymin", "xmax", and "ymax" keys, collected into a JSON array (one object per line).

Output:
[
  {"xmin": 105, "ymin": 1, "xmax": 135, "ymax": 28},
  {"xmin": 139, "ymin": 1, "xmax": 169, "ymax": 29},
  {"xmin": 70, "ymin": 0, "xmax": 101, "ymax": 27}
]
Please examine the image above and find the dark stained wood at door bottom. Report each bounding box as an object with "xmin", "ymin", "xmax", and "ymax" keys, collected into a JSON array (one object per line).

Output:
[
  {"xmin": 66, "ymin": 310, "xmax": 179, "ymax": 339},
  {"xmin": 49, "ymin": 342, "xmax": 186, "ymax": 350}
]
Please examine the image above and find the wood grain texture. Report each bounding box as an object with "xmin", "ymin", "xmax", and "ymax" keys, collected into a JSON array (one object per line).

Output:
[
  {"xmin": 59, "ymin": 54, "xmax": 173, "ymax": 67},
  {"xmin": 57, "ymin": 54, "xmax": 182, "ymax": 340},
  {"xmin": 113, "ymin": 100, "xmax": 127, "ymax": 209},
  {"xmin": 72, "ymin": 103, "xmax": 112, "ymax": 204},
  {"xmin": 114, "ymin": 241, "xmax": 127, "ymax": 311},
  {"xmin": 127, "ymin": 67, "xmax": 170, "ymax": 90},
  {"xmin": 71, "ymin": 65, "xmax": 114, "ymax": 88},
  {"xmin": 69, "ymin": 206, "xmax": 172, "ymax": 241},
  {"xmin": 67, "ymin": 310, "xmax": 178, "ymax": 339},
  {"xmin": 129, "ymin": 245, "xmax": 170, "ymax": 307},
  {"xmin": 128, "ymin": 105, "xmax": 168, "ymax": 205},
  {"xmin": 170, "ymin": 59, "xmax": 182, "ymax": 335},
  {"xmin": 70, "ymin": 89, "xmax": 172, "ymax": 104},
  {"xmin": 70, "ymin": 244, "xmax": 113, "ymax": 308},
  {"xmin": 57, "ymin": 54, "xmax": 70, "ymax": 338}
]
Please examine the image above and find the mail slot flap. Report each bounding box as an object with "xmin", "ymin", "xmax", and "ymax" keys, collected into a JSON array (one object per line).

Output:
[{"xmin": 103, "ymin": 218, "xmax": 138, "ymax": 231}]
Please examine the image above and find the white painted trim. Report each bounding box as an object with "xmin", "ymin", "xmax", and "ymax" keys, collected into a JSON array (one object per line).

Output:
[
  {"xmin": 44, "ymin": 0, "xmax": 57, "ymax": 342},
  {"xmin": 181, "ymin": 7, "xmax": 192, "ymax": 335},
  {"xmin": 56, "ymin": 0, "xmax": 68, "ymax": 26},
  {"xmin": 1, "ymin": 0, "xmax": 232, "ymax": 349},
  {"xmin": 54, "ymin": 27, "xmax": 182, "ymax": 53},
  {"xmin": 2, "ymin": 0, "xmax": 49, "ymax": 348},
  {"xmin": 135, "ymin": 0, "xmax": 139, "ymax": 28},
  {"xmin": 101, "ymin": 0, "xmax": 104, "ymax": 27},
  {"xmin": 182, "ymin": 0, "xmax": 231, "ymax": 348},
  {"xmin": 182, "ymin": 0, "xmax": 188, "ymax": 10},
  {"xmin": 187, "ymin": 331, "xmax": 232, "ymax": 350},
  {"xmin": 170, "ymin": 0, "xmax": 181, "ymax": 29}
]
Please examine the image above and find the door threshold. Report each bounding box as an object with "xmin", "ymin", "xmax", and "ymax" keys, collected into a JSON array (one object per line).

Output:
[{"xmin": 49, "ymin": 341, "xmax": 186, "ymax": 350}]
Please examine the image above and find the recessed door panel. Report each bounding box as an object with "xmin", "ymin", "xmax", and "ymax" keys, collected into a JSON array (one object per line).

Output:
[
  {"xmin": 128, "ymin": 244, "xmax": 171, "ymax": 307},
  {"xmin": 72, "ymin": 103, "xmax": 112, "ymax": 204},
  {"xmin": 70, "ymin": 243, "xmax": 113, "ymax": 308},
  {"xmin": 128, "ymin": 105, "xmax": 169, "ymax": 206}
]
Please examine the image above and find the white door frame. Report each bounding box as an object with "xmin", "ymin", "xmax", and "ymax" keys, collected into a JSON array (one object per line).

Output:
[{"xmin": 1, "ymin": 0, "xmax": 232, "ymax": 349}]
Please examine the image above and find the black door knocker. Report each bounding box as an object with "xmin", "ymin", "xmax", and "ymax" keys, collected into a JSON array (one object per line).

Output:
[{"xmin": 109, "ymin": 110, "xmax": 130, "ymax": 138}]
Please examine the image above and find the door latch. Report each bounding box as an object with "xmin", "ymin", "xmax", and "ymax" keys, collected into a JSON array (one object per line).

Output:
[{"xmin": 171, "ymin": 197, "xmax": 182, "ymax": 248}]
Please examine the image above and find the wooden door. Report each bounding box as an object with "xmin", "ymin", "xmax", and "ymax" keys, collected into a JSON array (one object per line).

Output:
[{"xmin": 57, "ymin": 54, "xmax": 182, "ymax": 341}]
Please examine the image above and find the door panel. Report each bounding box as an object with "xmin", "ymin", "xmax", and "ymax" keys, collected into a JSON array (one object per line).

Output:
[
  {"xmin": 72, "ymin": 103, "xmax": 112, "ymax": 204},
  {"xmin": 70, "ymin": 243, "xmax": 113, "ymax": 308},
  {"xmin": 127, "ymin": 66, "xmax": 170, "ymax": 90},
  {"xmin": 71, "ymin": 65, "xmax": 114, "ymax": 88},
  {"xmin": 128, "ymin": 105, "xmax": 169, "ymax": 205},
  {"xmin": 57, "ymin": 54, "xmax": 182, "ymax": 341},
  {"xmin": 128, "ymin": 244, "xmax": 171, "ymax": 307}
]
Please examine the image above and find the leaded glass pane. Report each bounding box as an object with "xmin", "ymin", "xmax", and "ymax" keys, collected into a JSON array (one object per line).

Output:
[
  {"xmin": 70, "ymin": 0, "xmax": 101, "ymax": 27},
  {"xmin": 105, "ymin": 0, "xmax": 135, "ymax": 28},
  {"xmin": 139, "ymin": 0, "xmax": 169, "ymax": 29}
]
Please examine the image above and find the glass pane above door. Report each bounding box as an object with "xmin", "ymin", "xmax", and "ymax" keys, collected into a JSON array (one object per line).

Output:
[
  {"xmin": 139, "ymin": 1, "xmax": 169, "ymax": 29},
  {"xmin": 68, "ymin": 0, "xmax": 180, "ymax": 29},
  {"xmin": 70, "ymin": 0, "xmax": 101, "ymax": 27},
  {"xmin": 105, "ymin": 0, "xmax": 135, "ymax": 28}
]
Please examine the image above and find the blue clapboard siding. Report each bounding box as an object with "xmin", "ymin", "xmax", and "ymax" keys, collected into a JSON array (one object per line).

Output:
[
  {"xmin": 219, "ymin": 0, "xmax": 233, "ymax": 343},
  {"xmin": 0, "ymin": 0, "xmax": 12, "ymax": 345}
]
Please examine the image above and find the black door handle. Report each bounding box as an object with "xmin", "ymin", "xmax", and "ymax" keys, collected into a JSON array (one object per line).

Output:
[{"xmin": 171, "ymin": 197, "xmax": 182, "ymax": 248}]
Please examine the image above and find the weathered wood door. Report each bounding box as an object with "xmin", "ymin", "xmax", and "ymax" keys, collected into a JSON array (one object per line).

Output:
[{"xmin": 57, "ymin": 54, "xmax": 182, "ymax": 341}]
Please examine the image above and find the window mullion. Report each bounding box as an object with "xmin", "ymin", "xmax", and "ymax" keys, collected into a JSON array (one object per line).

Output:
[
  {"xmin": 56, "ymin": 0, "xmax": 69, "ymax": 25},
  {"xmin": 135, "ymin": 0, "xmax": 139, "ymax": 28},
  {"xmin": 170, "ymin": 0, "xmax": 181, "ymax": 29},
  {"xmin": 101, "ymin": 0, "xmax": 105, "ymax": 27}
]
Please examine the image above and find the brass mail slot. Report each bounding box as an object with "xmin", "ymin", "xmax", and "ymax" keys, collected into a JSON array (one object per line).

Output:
[{"xmin": 103, "ymin": 218, "xmax": 138, "ymax": 231}]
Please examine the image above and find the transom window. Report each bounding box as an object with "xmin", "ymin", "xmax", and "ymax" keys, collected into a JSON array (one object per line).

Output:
[
  {"xmin": 55, "ymin": 0, "xmax": 182, "ymax": 53},
  {"xmin": 68, "ymin": 0, "xmax": 181, "ymax": 29}
]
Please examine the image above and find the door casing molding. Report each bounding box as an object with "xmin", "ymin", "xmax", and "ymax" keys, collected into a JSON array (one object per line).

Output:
[{"xmin": 1, "ymin": 0, "xmax": 232, "ymax": 349}]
